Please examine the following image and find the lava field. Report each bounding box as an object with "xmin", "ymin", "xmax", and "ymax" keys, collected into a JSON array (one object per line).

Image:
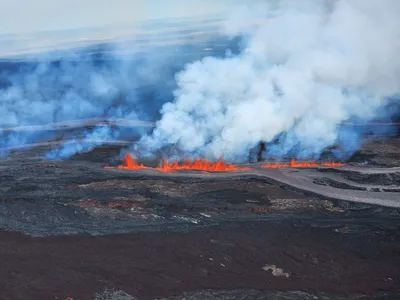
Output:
[{"xmin": 0, "ymin": 134, "xmax": 399, "ymax": 300}]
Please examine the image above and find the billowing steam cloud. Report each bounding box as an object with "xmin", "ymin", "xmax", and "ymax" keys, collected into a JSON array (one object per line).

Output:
[
  {"xmin": 0, "ymin": 51, "xmax": 159, "ymax": 157},
  {"xmin": 0, "ymin": 24, "xmax": 233, "ymax": 158},
  {"xmin": 138, "ymin": 0, "xmax": 400, "ymax": 161}
]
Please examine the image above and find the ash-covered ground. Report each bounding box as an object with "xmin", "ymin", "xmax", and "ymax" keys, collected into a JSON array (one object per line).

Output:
[{"xmin": 0, "ymin": 136, "xmax": 399, "ymax": 300}]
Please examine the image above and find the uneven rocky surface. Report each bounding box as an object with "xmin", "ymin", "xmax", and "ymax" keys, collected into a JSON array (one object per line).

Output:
[
  {"xmin": 95, "ymin": 289, "xmax": 400, "ymax": 300},
  {"xmin": 0, "ymin": 139, "xmax": 399, "ymax": 299}
]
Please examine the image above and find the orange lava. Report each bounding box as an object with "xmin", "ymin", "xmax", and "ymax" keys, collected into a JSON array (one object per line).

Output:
[
  {"xmin": 106, "ymin": 155, "xmax": 343, "ymax": 172},
  {"xmin": 117, "ymin": 154, "xmax": 148, "ymax": 170},
  {"xmin": 156, "ymin": 159, "xmax": 251, "ymax": 172},
  {"xmin": 320, "ymin": 162, "xmax": 345, "ymax": 167},
  {"xmin": 262, "ymin": 158, "xmax": 344, "ymax": 169},
  {"xmin": 106, "ymin": 154, "xmax": 251, "ymax": 172}
]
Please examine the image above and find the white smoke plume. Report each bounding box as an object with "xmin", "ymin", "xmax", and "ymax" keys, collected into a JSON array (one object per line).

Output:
[{"xmin": 138, "ymin": 0, "xmax": 400, "ymax": 161}]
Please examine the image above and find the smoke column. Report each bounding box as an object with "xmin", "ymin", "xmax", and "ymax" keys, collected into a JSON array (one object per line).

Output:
[{"xmin": 138, "ymin": 0, "xmax": 400, "ymax": 161}]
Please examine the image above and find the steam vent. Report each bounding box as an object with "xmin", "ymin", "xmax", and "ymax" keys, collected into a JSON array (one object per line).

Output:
[{"xmin": 0, "ymin": 1, "xmax": 400, "ymax": 299}]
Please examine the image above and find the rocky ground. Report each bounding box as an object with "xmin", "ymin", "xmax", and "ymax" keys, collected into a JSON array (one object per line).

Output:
[{"xmin": 0, "ymin": 137, "xmax": 399, "ymax": 299}]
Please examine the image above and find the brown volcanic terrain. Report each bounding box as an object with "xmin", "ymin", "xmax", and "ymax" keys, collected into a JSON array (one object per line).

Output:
[{"xmin": 0, "ymin": 137, "xmax": 399, "ymax": 300}]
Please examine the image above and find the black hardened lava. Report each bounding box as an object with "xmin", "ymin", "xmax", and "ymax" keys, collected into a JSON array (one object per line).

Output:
[{"xmin": 0, "ymin": 140, "xmax": 399, "ymax": 300}]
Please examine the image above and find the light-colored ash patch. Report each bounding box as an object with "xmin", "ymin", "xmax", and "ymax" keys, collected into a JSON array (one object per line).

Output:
[
  {"xmin": 113, "ymin": 195, "xmax": 149, "ymax": 202},
  {"xmin": 84, "ymin": 207, "xmax": 164, "ymax": 221},
  {"xmin": 268, "ymin": 198, "xmax": 343, "ymax": 212},
  {"xmin": 95, "ymin": 288, "xmax": 137, "ymax": 300},
  {"xmin": 262, "ymin": 264, "xmax": 291, "ymax": 278}
]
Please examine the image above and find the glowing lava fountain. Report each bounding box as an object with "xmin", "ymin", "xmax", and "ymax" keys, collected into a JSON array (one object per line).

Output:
[
  {"xmin": 262, "ymin": 159, "xmax": 344, "ymax": 169},
  {"xmin": 107, "ymin": 154, "xmax": 252, "ymax": 172},
  {"xmin": 156, "ymin": 159, "xmax": 251, "ymax": 172},
  {"xmin": 118, "ymin": 154, "xmax": 147, "ymax": 170}
]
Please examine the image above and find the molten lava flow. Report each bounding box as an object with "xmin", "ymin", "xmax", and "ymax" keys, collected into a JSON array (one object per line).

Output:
[
  {"xmin": 262, "ymin": 162, "xmax": 290, "ymax": 169},
  {"xmin": 117, "ymin": 154, "xmax": 148, "ymax": 170},
  {"xmin": 290, "ymin": 158, "xmax": 319, "ymax": 168},
  {"xmin": 321, "ymin": 162, "xmax": 345, "ymax": 167},
  {"xmin": 107, "ymin": 154, "xmax": 344, "ymax": 172},
  {"xmin": 156, "ymin": 159, "xmax": 251, "ymax": 172},
  {"xmin": 263, "ymin": 158, "xmax": 344, "ymax": 169},
  {"xmin": 105, "ymin": 154, "xmax": 251, "ymax": 172},
  {"xmin": 106, "ymin": 155, "xmax": 343, "ymax": 171}
]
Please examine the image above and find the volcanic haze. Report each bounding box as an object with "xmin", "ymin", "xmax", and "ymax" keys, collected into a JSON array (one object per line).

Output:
[{"xmin": 138, "ymin": 0, "xmax": 400, "ymax": 161}]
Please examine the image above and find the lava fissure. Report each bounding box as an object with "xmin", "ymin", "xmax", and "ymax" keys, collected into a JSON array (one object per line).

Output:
[
  {"xmin": 107, "ymin": 154, "xmax": 252, "ymax": 172},
  {"xmin": 262, "ymin": 159, "xmax": 344, "ymax": 169},
  {"xmin": 106, "ymin": 155, "xmax": 344, "ymax": 173},
  {"xmin": 118, "ymin": 154, "xmax": 148, "ymax": 170},
  {"xmin": 156, "ymin": 159, "xmax": 252, "ymax": 172}
]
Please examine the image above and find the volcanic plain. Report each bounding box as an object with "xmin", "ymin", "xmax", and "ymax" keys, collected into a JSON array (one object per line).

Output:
[{"xmin": 0, "ymin": 133, "xmax": 399, "ymax": 300}]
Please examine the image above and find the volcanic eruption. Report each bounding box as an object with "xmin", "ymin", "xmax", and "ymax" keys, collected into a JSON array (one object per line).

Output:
[
  {"xmin": 108, "ymin": 153, "xmax": 344, "ymax": 172},
  {"xmin": 262, "ymin": 158, "xmax": 344, "ymax": 169},
  {"xmin": 0, "ymin": 0, "xmax": 399, "ymax": 164},
  {"xmin": 134, "ymin": 0, "xmax": 400, "ymax": 163},
  {"xmin": 107, "ymin": 153, "xmax": 252, "ymax": 172}
]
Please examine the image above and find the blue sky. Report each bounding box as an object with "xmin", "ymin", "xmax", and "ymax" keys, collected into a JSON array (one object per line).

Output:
[
  {"xmin": 0, "ymin": 0, "xmax": 260, "ymax": 57},
  {"xmin": 0, "ymin": 0, "xmax": 234, "ymax": 34}
]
